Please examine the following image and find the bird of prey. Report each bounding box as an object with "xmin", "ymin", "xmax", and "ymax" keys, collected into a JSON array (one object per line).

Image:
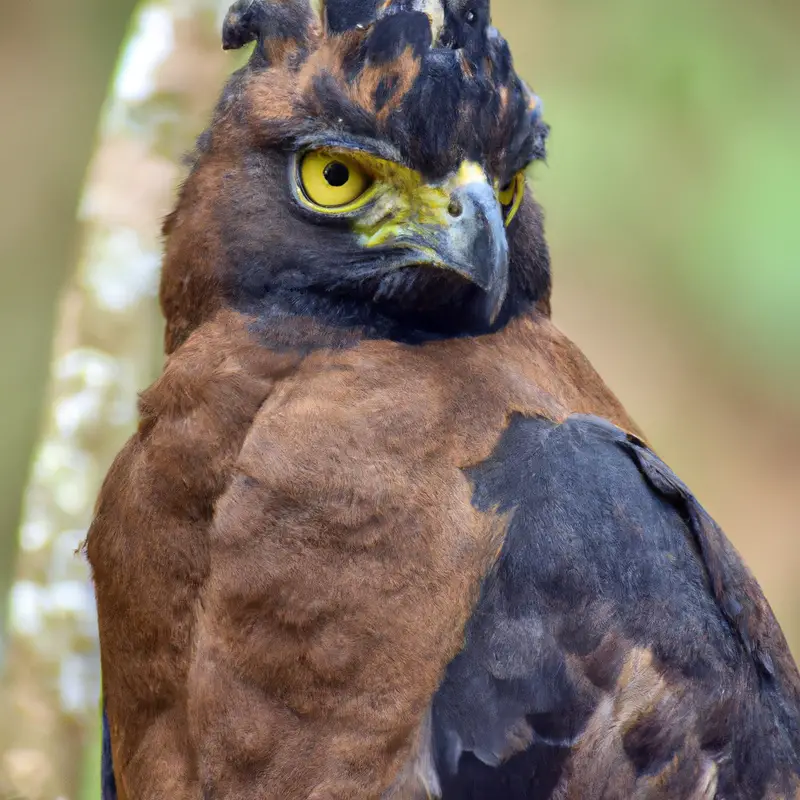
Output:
[{"xmin": 87, "ymin": 0, "xmax": 800, "ymax": 798}]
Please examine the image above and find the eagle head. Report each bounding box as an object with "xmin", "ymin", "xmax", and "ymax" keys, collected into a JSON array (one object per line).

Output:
[{"xmin": 160, "ymin": 0, "xmax": 550, "ymax": 352}]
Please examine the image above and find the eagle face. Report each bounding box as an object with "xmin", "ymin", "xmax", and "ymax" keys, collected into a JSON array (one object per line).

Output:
[{"xmin": 162, "ymin": 1, "xmax": 550, "ymax": 351}]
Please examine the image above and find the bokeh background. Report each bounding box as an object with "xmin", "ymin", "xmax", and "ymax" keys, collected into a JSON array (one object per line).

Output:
[{"xmin": 0, "ymin": 0, "xmax": 798, "ymax": 797}]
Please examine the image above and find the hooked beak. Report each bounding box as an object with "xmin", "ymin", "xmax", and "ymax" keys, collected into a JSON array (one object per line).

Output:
[{"xmin": 389, "ymin": 180, "xmax": 510, "ymax": 324}]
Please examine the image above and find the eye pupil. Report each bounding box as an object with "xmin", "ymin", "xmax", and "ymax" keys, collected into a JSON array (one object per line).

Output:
[
  {"xmin": 323, "ymin": 161, "xmax": 350, "ymax": 187},
  {"xmin": 465, "ymin": 10, "xmax": 477, "ymax": 23}
]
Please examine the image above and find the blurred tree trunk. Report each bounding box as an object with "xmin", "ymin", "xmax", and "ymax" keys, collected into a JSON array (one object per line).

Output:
[
  {"xmin": 0, "ymin": 2, "xmax": 236, "ymax": 798},
  {"xmin": 0, "ymin": 0, "xmax": 138, "ymax": 677}
]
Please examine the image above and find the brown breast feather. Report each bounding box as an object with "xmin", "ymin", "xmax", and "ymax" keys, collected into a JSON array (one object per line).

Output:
[{"xmin": 87, "ymin": 306, "xmax": 634, "ymax": 799}]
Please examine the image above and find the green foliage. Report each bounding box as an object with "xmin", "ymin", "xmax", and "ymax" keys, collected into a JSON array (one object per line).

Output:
[{"xmin": 501, "ymin": 0, "xmax": 800, "ymax": 401}]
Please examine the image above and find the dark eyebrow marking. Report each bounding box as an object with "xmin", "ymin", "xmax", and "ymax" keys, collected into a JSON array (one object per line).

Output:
[{"xmin": 293, "ymin": 132, "xmax": 409, "ymax": 167}]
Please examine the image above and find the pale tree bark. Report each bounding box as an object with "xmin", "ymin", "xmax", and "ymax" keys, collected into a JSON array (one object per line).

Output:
[
  {"xmin": 0, "ymin": 2, "xmax": 238, "ymax": 798},
  {"xmin": 0, "ymin": 0, "xmax": 137, "ymax": 676}
]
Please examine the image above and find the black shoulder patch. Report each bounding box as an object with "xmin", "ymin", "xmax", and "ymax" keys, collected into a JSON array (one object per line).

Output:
[
  {"xmin": 624, "ymin": 431, "xmax": 778, "ymax": 677},
  {"xmin": 430, "ymin": 414, "xmax": 800, "ymax": 799},
  {"xmin": 102, "ymin": 704, "xmax": 117, "ymax": 800}
]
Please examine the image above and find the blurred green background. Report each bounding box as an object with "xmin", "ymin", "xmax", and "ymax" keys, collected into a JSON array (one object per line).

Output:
[{"xmin": 0, "ymin": 0, "xmax": 798, "ymax": 797}]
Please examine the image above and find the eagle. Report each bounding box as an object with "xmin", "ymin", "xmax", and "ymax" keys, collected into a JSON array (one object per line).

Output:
[{"xmin": 87, "ymin": 1, "xmax": 800, "ymax": 798}]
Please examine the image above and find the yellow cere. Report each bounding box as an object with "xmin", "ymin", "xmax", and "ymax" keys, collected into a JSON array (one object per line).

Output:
[
  {"xmin": 455, "ymin": 162, "xmax": 488, "ymax": 187},
  {"xmin": 497, "ymin": 172, "xmax": 526, "ymax": 226},
  {"xmin": 348, "ymin": 152, "xmax": 464, "ymax": 249}
]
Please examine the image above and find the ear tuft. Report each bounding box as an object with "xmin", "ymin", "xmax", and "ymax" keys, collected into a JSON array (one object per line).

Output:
[
  {"xmin": 223, "ymin": 0, "xmax": 266, "ymax": 50},
  {"xmin": 222, "ymin": 0, "xmax": 315, "ymax": 61}
]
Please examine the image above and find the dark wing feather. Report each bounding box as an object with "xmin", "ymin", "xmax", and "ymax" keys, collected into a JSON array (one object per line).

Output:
[
  {"xmin": 432, "ymin": 414, "xmax": 800, "ymax": 800},
  {"xmin": 101, "ymin": 704, "xmax": 118, "ymax": 800}
]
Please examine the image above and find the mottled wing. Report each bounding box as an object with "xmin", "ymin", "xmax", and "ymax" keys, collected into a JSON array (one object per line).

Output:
[{"xmin": 432, "ymin": 414, "xmax": 800, "ymax": 800}]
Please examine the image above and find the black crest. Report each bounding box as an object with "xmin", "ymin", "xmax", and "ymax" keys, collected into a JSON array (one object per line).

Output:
[
  {"xmin": 220, "ymin": 0, "xmax": 548, "ymax": 172},
  {"xmin": 222, "ymin": 0, "xmax": 315, "ymax": 58},
  {"xmin": 323, "ymin": 0, "xmax": 384, "ymax": 34}
]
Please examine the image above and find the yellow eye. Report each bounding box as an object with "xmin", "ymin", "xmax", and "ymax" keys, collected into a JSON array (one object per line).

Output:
[
  {"xmin": 298, "ymin": 150, "xmax": 374, "ymax": 212},
  {"xmin": 497, "ymin": 172, "xmax": 525, "ymax": 226}
]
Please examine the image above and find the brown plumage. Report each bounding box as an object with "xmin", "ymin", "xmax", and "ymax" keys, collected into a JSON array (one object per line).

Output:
[
  {"xmin": 87, "ymin": 1, "xmax": 800, "ymax": 799},
  {"xmin": 92, "ymin": 311, "xmax": 630, "ymax": 798}
]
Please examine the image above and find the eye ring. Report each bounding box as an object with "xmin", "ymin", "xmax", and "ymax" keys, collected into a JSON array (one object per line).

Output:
[
  {"xmin": 497, "ymin": 172, "xmax": 525, "ymax": 226},
  {"xmin": 296, "ymin": 150, "xmax": 376, "ymax": 213}
]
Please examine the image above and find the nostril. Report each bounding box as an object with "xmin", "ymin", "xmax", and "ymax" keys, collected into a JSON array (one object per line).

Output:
[{"xmin": 448, "ymin": 196, "xmax": 464, "ymax": 218}]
